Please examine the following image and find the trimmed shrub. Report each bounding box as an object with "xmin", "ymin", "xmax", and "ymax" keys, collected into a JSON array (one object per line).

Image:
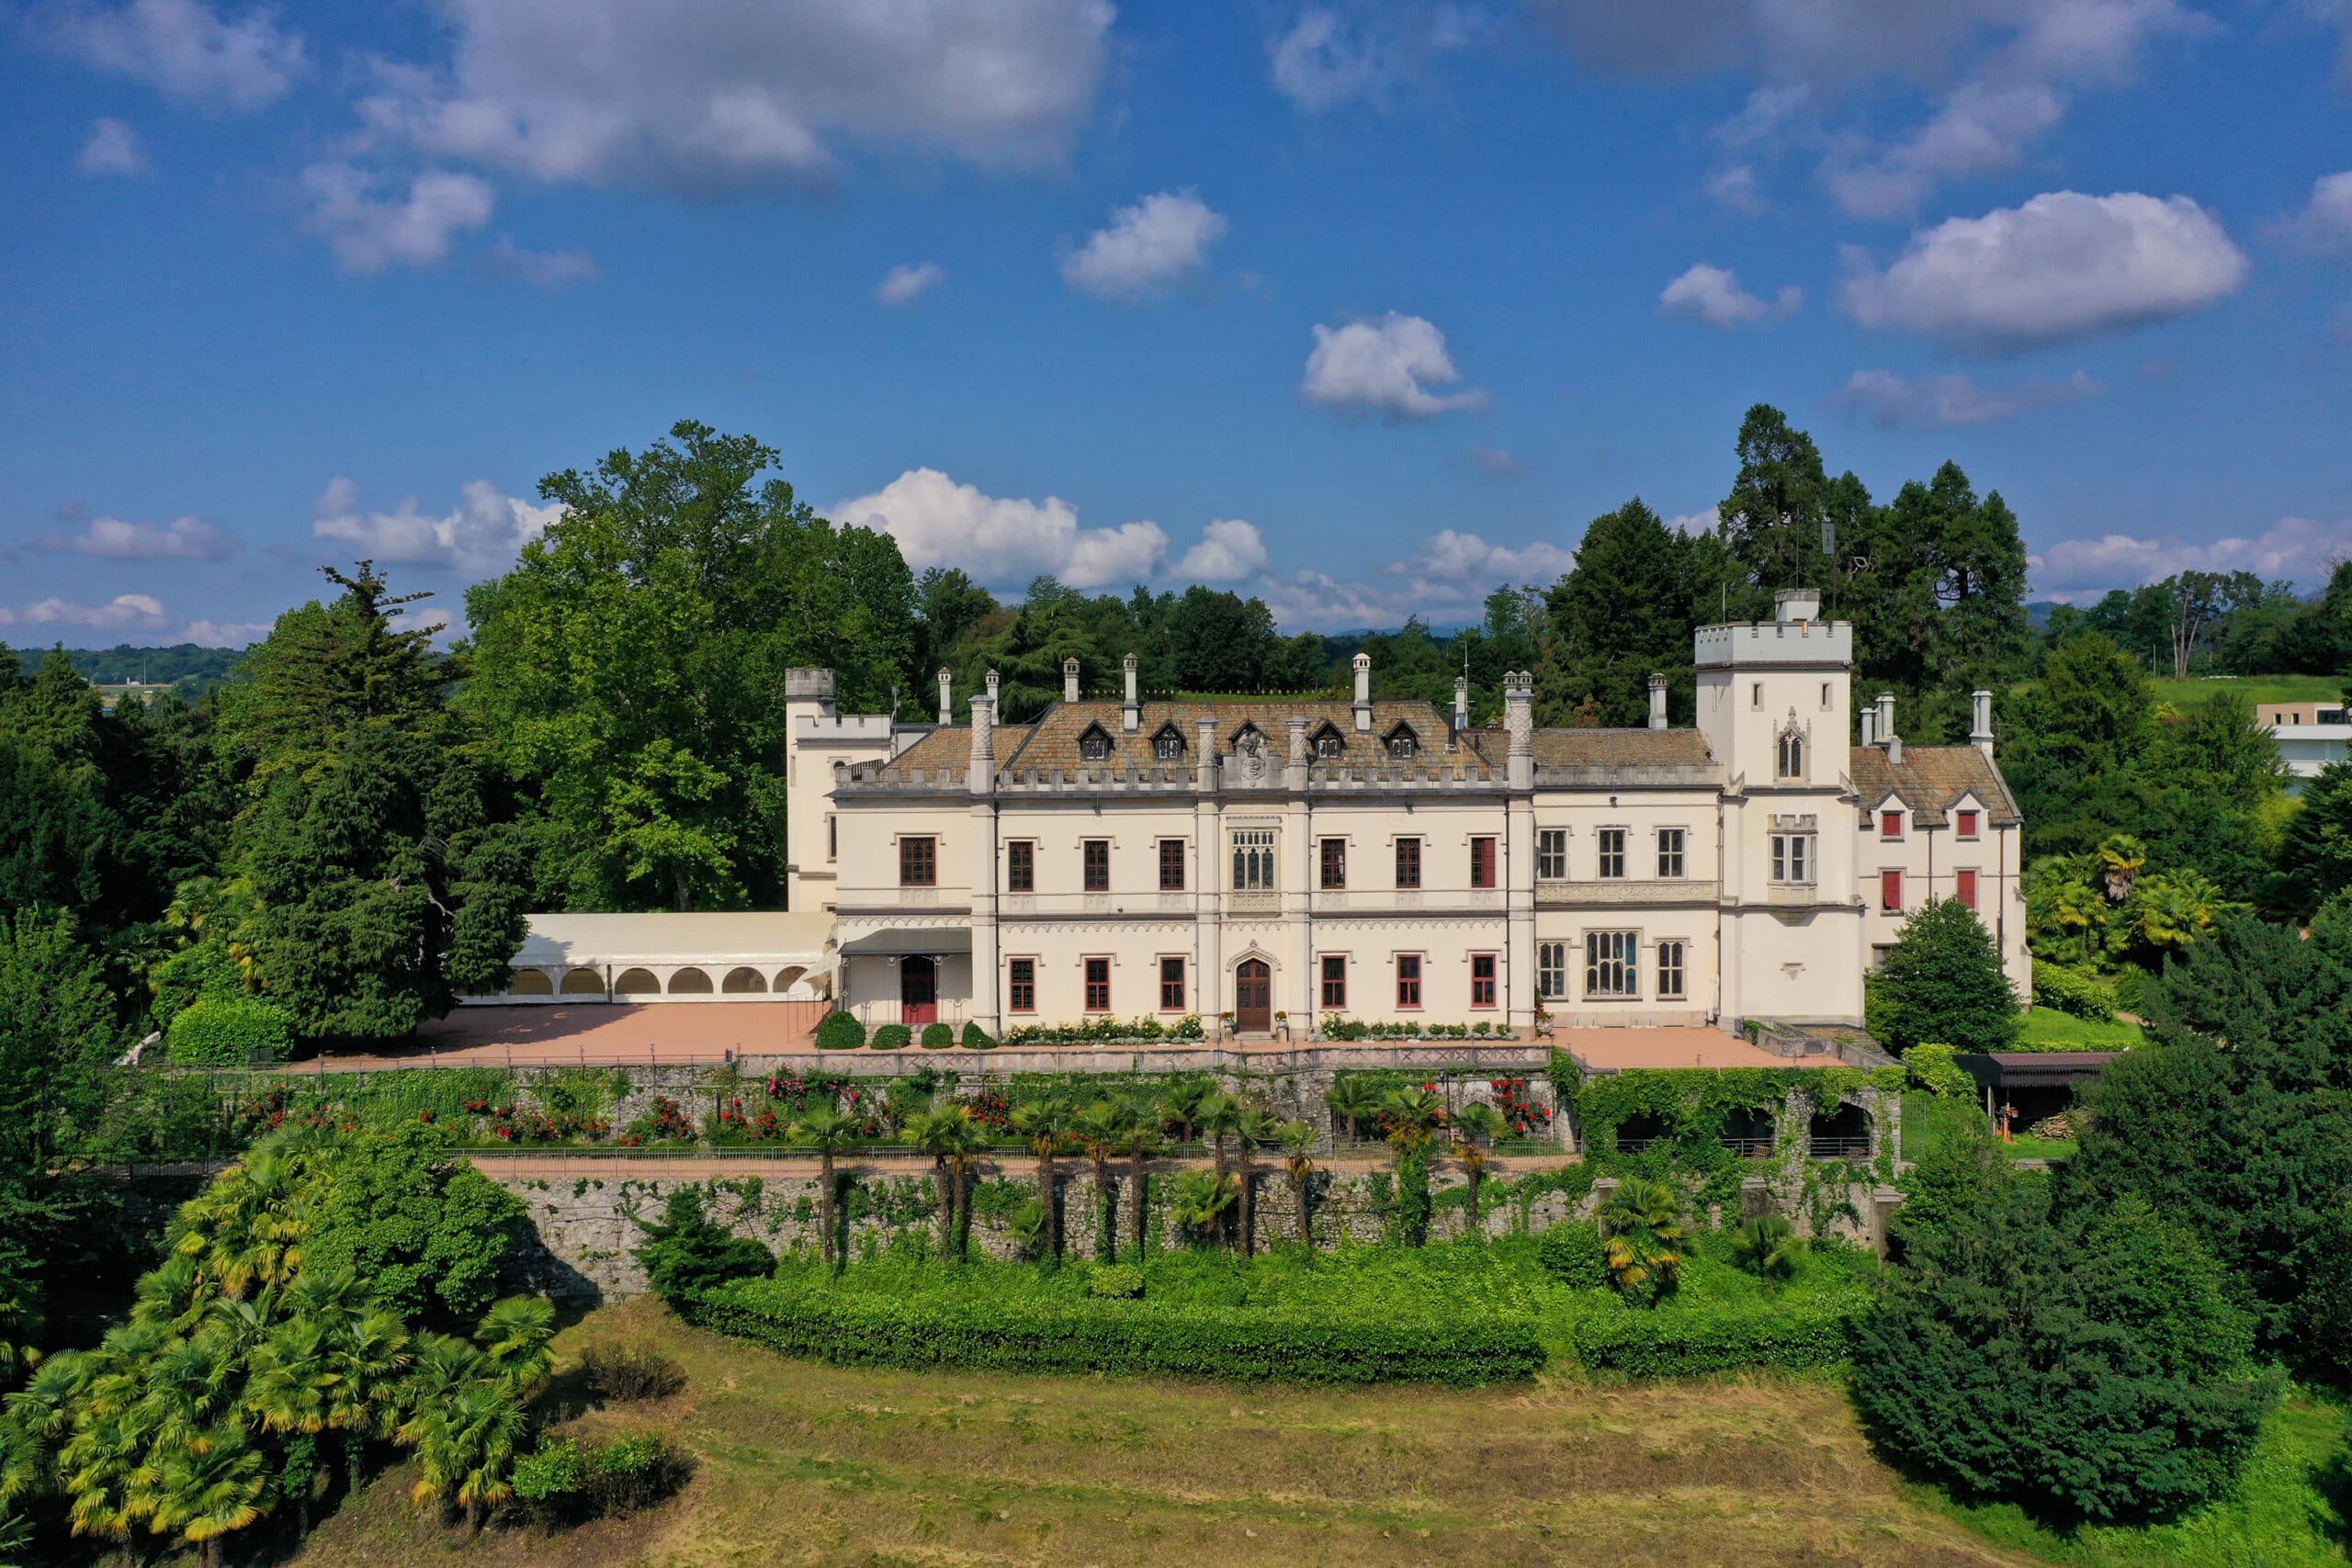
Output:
[
  {"xmin": 2032, "ymin": 960, "xmax": 2118, "ymax": 1022},
  {"xmin": 578, "ymin": 1342, "xmax": 686, "ymax": 1403},
  {"xmin": 687, "ymin": 1277, "xmax": 1543, "ymax": 1386},
  {"xmin": 634, "ymin": 1190, "xmax": 775, "ymax": 1303},
  {"xmin": 920, "ymin": 1022, "xmax": 955, "ymax": 1050},
  {"xmin": 1905, "ymin": 1043, "xmax": 1974, "ymax": 1100},
  {"xmin": 871, "ymin": 1023, "xmax": 912, "ymax": 1051},
  {"xmin": 1870, "ymin": 898, "xmax": 2019, "ymax": 1053},
  {"xmin": 1088, "ymin": 1264, "xmax": 1145, "ymax": 1299},
  {"xmin": 512, "ymin": 1437, "xmax": 586, "ymax": 1522},
  {"xmin": 1536, "ymin": 1221, "xmax": 1608, "ymax": 1291},
  {"xmin": 166, "ymin": 997, "xmax": 295, "ymax": 1066},
  {"xmin": 1574, "ymin": 1305, "xmax": 1852, "ymax": 1376},
  {"xmin": 960, "ymin": 1021, "xmax": 997, "ymax": 1050},
  {"xmin": 583, "ymin": 1432, "xmax": 694, "ymax": 1516},
  {"xmin": 815, "ymin": 1010, "xmax": 865, "ymax": 1051}
]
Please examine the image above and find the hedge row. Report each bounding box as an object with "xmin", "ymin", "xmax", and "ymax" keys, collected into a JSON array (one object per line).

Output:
[
  {"xmin": 1571, "ymin": 1306, "xmax": 1854, "ymax": 1378},
  {"xmin": 684, "ymin": 1278, "xmax": 1544, "ymax": 1386}
]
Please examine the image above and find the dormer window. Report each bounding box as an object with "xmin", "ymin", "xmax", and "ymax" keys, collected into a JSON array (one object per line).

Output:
[
  {"xmin": 1776, "ymin": 728, "xmax": 1804, "ymax": 780},
  {"xmin": 1385, "ymin": 722, "xmax": 1419, "ymax": 760},
  {"xmin": 1079, "ymin": 723, "xmax": 1114, "ymax": 762},
  {"xmin": 1312, "ymin": 722, "xmax": 1345, "ymax": 760},
  {"xmin": 1232, "ymin": 721, "xmax": 1265, "ymax": 752},
  {"xmin": 1152, "ymin": 724, "xmax": 1185, "ymax": 762}
]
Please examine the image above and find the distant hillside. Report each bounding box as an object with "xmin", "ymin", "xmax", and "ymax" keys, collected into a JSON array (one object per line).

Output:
[{"xmin": 10, "ymin": 641, "xmax": 249, "ymax": 694}]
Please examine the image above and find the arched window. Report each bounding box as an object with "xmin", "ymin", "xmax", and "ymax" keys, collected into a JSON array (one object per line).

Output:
[
  {"xmin": 721, "ymin": 965, "xmax": 767, "ymax": 993},
  {"xmin": 1152, "ymin": 726, "xmax": 1185, "ymax": 761},
  {"xmin": 614, "ymin": 967, "xmax": 660, "ymax": 995},
  {"xmin": 560, "ymin": 967, "xmax": 606, "ymax": 995},
  {"xmin": 1776, "ymin": 728, "xmax": 1804, "ymax": 779},
  {"xmin": 1079, "ymin": 724, "xmax": 1113, "ymax": 762},
  {"xmin": 505, "ymin": 968, "xmax": 554, "ymax": 996},
  {"xmin": 667, "ymin": 966, "xmax": 714, "ymax": 994}
]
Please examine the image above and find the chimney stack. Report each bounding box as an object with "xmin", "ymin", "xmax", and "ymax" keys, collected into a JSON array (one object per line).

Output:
[
  {"xmin": 1503, "ymin": 672, "xmax": 1534, "ymax": 789},
  {"xmin": 1876, "ymin": 693, "xmax": 1895, "ymax": 744},
  {"xmin": 1453, "ymin": 674, "xmax": 1469, "ymax": 740},
  {"xmin": 1352, "ymin": 652, "xmax": 1374, "ymax": 731},
  {"xmin": 1062, "ymin": 657, "xmax": 1080, "ymax": 705},
  {"xmin": 1122, "ymin": 653, "xmax": 1140, "ymax": 731},
  {"xmin": 937, "ymin": 668, "xmax": 953, "ymax": 727},
  {"xmin": 985, "ymin": 669, "xmax": 1000, "ymax": 711},
  {"xmin": 1971, "ymin": 689, "xmax": 1995, "ymax": 760},
  {"xmin": 1647, "ymin": 673, "xmax": 1668, "ymax": 730},
  {"xmin": 1859, "ymin": 706, "xmax": 1874, "ymax": 747},
  {"xmin": 967, "ymin": 693, "xmax": 994, "ymax": 796}
]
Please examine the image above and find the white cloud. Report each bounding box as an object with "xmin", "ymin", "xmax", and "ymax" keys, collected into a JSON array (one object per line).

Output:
[
  {"xmin": 2030, "ymin": 514, "xmax": 2352, "ymax": 598},
  {"xmin": 1839, "ymin": 190, "xmax": 2249, "ymax": 352},
  {"xmin": 1269, "ymin": 9, "xmax": 1385, "ymax": 111},
  {"xmin": 180, "ymin": 619, "xmax": 272, "ymax": 647},
  {"xmin": 481, "ymin": 234, "xmax": 595, "ymax": 287},
  {"xmin": 1177, "ymin": 519, "xmax": 1270, "ymax": 583},
  {"xmin": 1302, "ymin": 311, "xmax": 1486, "ymax": 419},
  {"xmin": 1059, "ymin": 190, "xmax": 1227, "ymax": 299},
  {"xmin": 311, "ymin": 476, "xmax": 560, "ymax": 576},
  {"xmin": 1658, "ymin": 263, "xmax": 1801, "ymax": 328},
  {"xmin": 40, "ymin": 513, "xmax": 235, "ymax": 559},
  {"xmin": 1703, "ymin": 163, "xmax": 1765, "ymax": 214},
  {"xmin": 76, "ymin": 118, "xmax": 148, "ymax": 175},
  {"xmin": 834, "ymin": 468, "xmax": 1167, "ymax": 591},
  {"xmin": 1833, "ymin": 368, "xmax": 2104, "ymax": 429},
  {"xmin": 347, "ymin": 0, "xmax": 1111, "ymax": 195},
  {"xmin": 40, "ymin": 0, "xmax": 307, "ymax": 109},
  {"xmin": 0, "ymin": 593, "xmax": 168, "ymax": 633},
  {"xmin": 1258, "ymin": 569, "xmax": 1433, "ymax": 631},
  {"xmin": 301, "ymin": 164, "xmax": 495, "ymax": 274},
  {"xmin": 2277, "ymin": 170, "xmax": 2352, "ymax": 254},
  {"xmin": 1822, "ymin": 1, "xmax": 2202, "ymax": 220},
  {"xmin": 1665, "ymin": 507, "xmax": 1719, "ymax": 536},
  {"xmin": 875, "ymin": 261, "xmax": 945, "ymax": 306},
  {"xmin": 1405, "ymin": 529, "xmax": 1575, "ymax": 583}
]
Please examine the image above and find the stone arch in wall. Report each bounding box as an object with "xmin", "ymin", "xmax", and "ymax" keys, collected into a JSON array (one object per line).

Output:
[
  {"xmin": 773, "ymin": 965, "xmax": 808, "ymax": 993},
  {"xmin": 721, "ymin": 965, "xmax": 767, "ymax": 993},
  {"xmin": 614, "ymin": 967, "xmax": 661, "ymax": 996},
  {"xmin": 667, "ymin": 966, "xmax": 715, "ymax": 994},
  {"xmin": 560, "ymin": 967, "xmax": 606, "ymax": 995},
  {"xmin": 1807, "ymin": 1101, "xmax": 1873, "ymax": 1159},
  {"xmin": 505, "ymin": 968, "xmax": 554, "ymax": 996}
]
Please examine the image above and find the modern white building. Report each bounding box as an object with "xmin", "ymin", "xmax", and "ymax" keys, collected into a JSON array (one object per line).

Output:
[
  {"xmin": 2256, "ymin": 700, "xmax": 2349, "ymax": 792},
  {"xmin": 786, "ymin": 590, "xmax": 2031, "ymax": 1039}
]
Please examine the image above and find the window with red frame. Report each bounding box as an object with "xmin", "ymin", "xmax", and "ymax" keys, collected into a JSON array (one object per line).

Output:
[
  {"xmin": 1881, "ymin": 810, "xmax": 1903, "ymax": 840},
  {"xmin": 1159, "ymin": 955, "xmax": 1185, "ymax": 1010},
  {"xmin": 899, "ymin": 836, "xmax": 935, "ymax": 886},
  {"xmin": 1083, "ymin": 957, "xmax": 1111, "ymax": 1011},
  {"xmin": 1956, "ymin": 868, "xmax": 1978, "ymax": 910},
  {"xmin": 1319, "ymin": 837, "xmax": 1346, "ymax": 889},
  {"xmin": 1082, "ymin": 839, "xmax": 1110, "ymax": 891},
  {"xmin": 1158, "ymin": 838, "xmax": 1185, "ymax": 890},
  {"xmin": 1471, "ymin": 837, "xmax": 1498, "ymax": 888},
  {"xmin": 1005, "ymin": 840, "xmax": 1034, "ymax": 892},
  {"xmin": 1396, "ymin": 953, "xmax": 1421, "ymax": 1008},
  {"xmin": 1955, "ymin": 809, "xmax": 1980, "ymax": 839},
  {"xmin": 1881, "ymin": 870, "xmax": 1904, "ymax": 912},
  {"xmin": 1470, "ymin": 953, "xmax": 1497, "ymax": 1008},
  {"xmin": 1320, "ymin": 953, "xmax": 1346, "ymax": 1009},
  {"xmin": 1008, "ymin": 958, "xmax": 1035, "ymax": 1012},
  {"xmin": 1395, "ymin": 837, "xmax": 1421, "ymax": 888}
]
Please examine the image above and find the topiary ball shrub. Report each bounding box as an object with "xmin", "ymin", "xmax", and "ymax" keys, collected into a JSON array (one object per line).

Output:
[
  {"xmin": 1536, "ymin": 1221, "xmax": 1609, "ymax": 1291},
  {"xmin": 815, "ymin": 1010, "xmax": 865, "ymax": 1051},
  {"xmin": 167, "ymin": 997, "xmax": 295, "ymax": 1066},
  {"xmin": 960, "ymin": 1021, "xmax": 997, "ymax": 1051},
  {"xmin": 871, "ymin": 1023, "xmax": 912, "ymax": 1051},
  {"xmin": 920, "ymin": 1022, "xmax": 955, "ymax": 1049}
]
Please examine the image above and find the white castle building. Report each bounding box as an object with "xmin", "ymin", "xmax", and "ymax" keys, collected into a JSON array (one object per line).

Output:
[{"xmin": 777, "ymin": 589, "xmax": 2029, "ymax": 1039}]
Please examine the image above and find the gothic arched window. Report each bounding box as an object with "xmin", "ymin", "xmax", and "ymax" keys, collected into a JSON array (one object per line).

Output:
[
  {"xmin": 1313, "ymin": 724, "xmax": 1345, "ymax": 760},
  {"xmin": 1776, "ymin": 728, "xmax": 1804, "ymax": 780},
  {"xmin": 1079, "ymin": 724, "xmax": 1114, "ymax": 762},
  {"xmin": 1385, "ymin": 723, "xmax": 1419, "ymax": 760},
  {"xmin": 1152, "ymin": 725, "xmax": 1185, "ymax": 761}
]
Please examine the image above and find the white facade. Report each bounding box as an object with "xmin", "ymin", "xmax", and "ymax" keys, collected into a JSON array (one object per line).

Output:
[
  {"xmin": 2257, "ymin": 701, "xmax": 2349, "ymax": 791},
  {"xmin": 789, "ymin": 594, "xmax": 2032, "ymax": 1039}
]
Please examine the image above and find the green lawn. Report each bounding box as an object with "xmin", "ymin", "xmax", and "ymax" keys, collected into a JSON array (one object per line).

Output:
[
  {"xmin": 2150, "ymin": 673, "xmax": 2344, "ymax": 710},
  {"xmin": 2017, "ymin": 1007, "xmax": 2145, "ymax": 1052}
]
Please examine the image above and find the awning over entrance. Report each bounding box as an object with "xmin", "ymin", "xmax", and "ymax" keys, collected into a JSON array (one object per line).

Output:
[
  {"xmin": 1954, "ymin": 1051, "xmax": 2124, "ymax": 1090},
  {"xmin": 837, "ymin": 928, "xmax": 974, "ymax": 958}
]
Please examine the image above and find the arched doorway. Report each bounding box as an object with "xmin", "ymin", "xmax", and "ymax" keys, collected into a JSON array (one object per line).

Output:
[
  {"xmin": 721, "ymin": 966, "xmax": 767, "ymax": 993},
  {"xmin": 901, "ymin": 955, "xmax": 938, "ymax": 1026},
  {"xmin": 1235, "ymin": 959, "xmax": 1272, "ymax": 1033},
  {"xmin": 614, "ymin": 967, "xmax": 660, "ymax": 996},
  {"xmin": 560, "ymin": 967, "xmax": 606, "ymax": 995},
  {"xmin": 667, "ymin": 967, "xmax": 714, "ymax": 994},
  {"xmin": 505, "ymin": 968, "xmax": 554, "ymax": 996}
]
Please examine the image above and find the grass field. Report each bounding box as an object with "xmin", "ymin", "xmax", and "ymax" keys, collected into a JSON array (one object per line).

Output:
[
  {"xmin": 2017, "ymin": 1007, "xmax": 2146, "ymax": 1051},
  {"xmin": 2150, "ymin": 673, "xmax": 2344, "ymax": 710},
  {"xmin": 282, "ymin": 1296, "xmax": 2348, "ymax": 1568}
]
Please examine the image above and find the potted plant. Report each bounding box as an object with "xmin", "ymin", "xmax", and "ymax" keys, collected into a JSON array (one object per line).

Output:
[{"xmin": 1273, "ymin": 1010, "xmax": 1290, "ymax": 1043}]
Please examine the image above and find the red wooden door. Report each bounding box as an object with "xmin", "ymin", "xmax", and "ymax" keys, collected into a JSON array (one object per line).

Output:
[
  {"xmin": 1235, "ymin": 960, "xmax": 1272, "ymax": 1032},
  {"xmin": 901, "ymin": 955, "xmax": 938, "ymax": 1026}
]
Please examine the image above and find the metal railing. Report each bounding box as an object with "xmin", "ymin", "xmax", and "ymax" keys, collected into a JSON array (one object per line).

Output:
[{"xmin": 1807, "ymin": 1134, "xmax": 1872, "ymax": 1160}]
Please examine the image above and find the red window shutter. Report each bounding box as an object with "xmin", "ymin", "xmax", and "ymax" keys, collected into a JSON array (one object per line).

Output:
[
  {"xmin": 1882, "ymin": 811, "xmax": 1902, "ymax": 838},
  {"xmin": 1957, "ymin": 869, "xmax": 1978, "ymax": 909},
  {"xmin": 1881, "ymin": 871, "xmax": 1903, "ymax": 912}
]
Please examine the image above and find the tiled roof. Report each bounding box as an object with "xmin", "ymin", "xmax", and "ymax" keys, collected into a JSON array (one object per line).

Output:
[
  {"xmin": 1849, "ymin": 744, "xmax": 2018, "ymax": 827},
  {"xmin": 1526, "ymin": 728, "xmax": 1715, "ymax": 772},
  {"xmin": 1001, "ymin": 699, "xmax": 1486, "ymax": 775},
  {"xmin": 886, "ymin": 724, "xmax": 1032, "ymax": 775}
]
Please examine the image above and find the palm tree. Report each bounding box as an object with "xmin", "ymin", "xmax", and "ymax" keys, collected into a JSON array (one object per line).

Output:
[
  {"xmin": 1068, "ymin": 1100, "xmax": 1123, "ymax": 1263},
  {"xmin": 149, "ymin": 1425, "xmax": 267, "ymax": 1568},
  {"xmin": 1452, "ymin": 1102, "xmax": 1508, "ymax": 1239},
  {"xmin": 1728, "ymin": 1213, "xmax": 1805, "ymax": 1289},
  {"xmin": 1327, "ymin": 1077, "xmax": 1384, "ymax": 1145},
  {"xmin": 1233, "ymin": 1106, "xmax": 1279, "ymax": 1257},
  {"xmin": 942, "ymin": 1114, "xmax": 987, "ymax": 1263},
  {"xmin": 1197, "ymin": 1094, "xmax": 1244, "ymax": 1249},
  {"xmin": 2097, "ymin": 833, "xmax": 2147, "ymax": 903},
  {"xmin": 2132, "ymin": 868, "xmax": 2239, "ymax": 952},
  {"xmin": 1167, "ymin": 1170, "xmax": 1236, "ymax": 1247},
  {"xmin": 475, "ymin": 1295, "xmax": 557, "ymax": 1396},
  {"xmin": 1007, "ymin": 1098, "xmax": 1067, "ymax": 1261},
  {"xmin": 907, "ymin": 1106, "xmax": 969, "ymax": 1263},
  {"xmin": 1598, "ymin": 1177, "xmax": 1685, "ymax": 1304},
  {"xmin": 328, "ymin": 1304, "xmax": 413, "ymax": 1499},
  {"xmin": 1381, "ymin": 1087, "xmax": 1444, "ymax": 1155},
  {"xmin": 792, "ymin": 1102, "xmax": 862, "ymax": 1269},
  {"xmin": 1115, "ymin": 1098, "xmax": 1162, "ymax": 1259},
  {"xmin": 409, "ymin": 1380, "xmax": 526, "ymax": 1535},
  {"xmin": 1277, "ymin": 1122, "xmax": 1317, "ymax": 1247}
]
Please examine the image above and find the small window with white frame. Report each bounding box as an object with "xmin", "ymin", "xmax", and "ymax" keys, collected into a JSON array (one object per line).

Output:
[
  {"xmin": 1657, "ymin": 827, "xmax": 1685, "ymax": 878},
  {"xmin": 1586, "ymin": 931, "xmax": 1638, "ymax": 998},
  {"xmin": 1657, "ymin": 941, "xmax": 1687, "ymax": 998},
  {"xmin": 1597, "ymin": 827, "xmax": 1626, "ymax": 879},
  {"xmin": 1770, "ymin": 831, "xmax": 1813, "ymax": 884},
  {"xmin": 1536, "ymin": 828, "xmax": 1567, "ymax": 880},
  {"xmin": 1537, "ymin": 941, "xmax": 1567, "ymax": 999}
]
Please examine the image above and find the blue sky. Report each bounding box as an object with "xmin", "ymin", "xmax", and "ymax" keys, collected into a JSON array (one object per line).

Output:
[{"xmin": 3, "ymin": 0, "xmax": 2350, "ymax": 645}]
